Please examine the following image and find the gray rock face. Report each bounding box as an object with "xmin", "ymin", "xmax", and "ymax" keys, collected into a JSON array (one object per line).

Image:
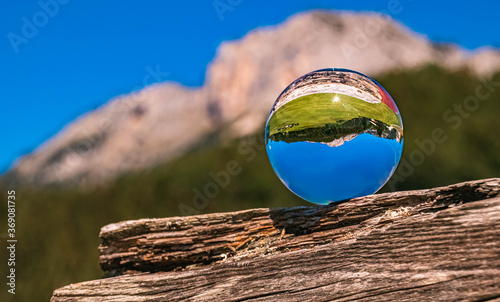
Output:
[{"xmin": 6, "ymin": 11, "xmax": 500, "ymax": 186}]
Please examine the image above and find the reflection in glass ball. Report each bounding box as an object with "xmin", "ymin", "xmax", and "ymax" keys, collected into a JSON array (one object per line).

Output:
[{"xmin": 265, "ymin": 68, "xmax": 404, "ymax": 205}]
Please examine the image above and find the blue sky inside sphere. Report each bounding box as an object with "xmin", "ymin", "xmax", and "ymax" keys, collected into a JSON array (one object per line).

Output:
[
  {"xmin": 267, "ymin": 133, "xmax": 403, "ymax": 204},
  {"xmin": 1, "ymin": 0, "xmax": 499, "ymax": 173}
]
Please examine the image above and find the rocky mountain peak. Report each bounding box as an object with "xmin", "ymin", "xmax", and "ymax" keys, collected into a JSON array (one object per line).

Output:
[{"xmin": 5, "ymin": 10, "xmax": 500, "ymax": 186}]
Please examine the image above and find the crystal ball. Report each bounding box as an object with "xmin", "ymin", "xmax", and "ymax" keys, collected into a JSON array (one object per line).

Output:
[{"xmin": 265, "ymin": 68, "xmax": 404, "ymax": 205}]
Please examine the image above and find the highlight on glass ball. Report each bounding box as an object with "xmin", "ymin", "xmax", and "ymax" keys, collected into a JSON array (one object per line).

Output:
[{"xmin": 265, "ymin": 68, "xmax": 404, "ymax": 205}]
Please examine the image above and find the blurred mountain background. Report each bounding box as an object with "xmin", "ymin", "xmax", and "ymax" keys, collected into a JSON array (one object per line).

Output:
[
  {"xmin": 1, "ymin": 3, "xmax": 500, "ymax": 302},
  {"xmin": 4, "ymin": 11, "xmax": 500, "ymax": 187}
]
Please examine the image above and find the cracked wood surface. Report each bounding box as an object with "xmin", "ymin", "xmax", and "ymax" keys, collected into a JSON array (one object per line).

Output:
[{"xmin": 51, "ymin": 178, "xmax": 500, "ymax": 301}]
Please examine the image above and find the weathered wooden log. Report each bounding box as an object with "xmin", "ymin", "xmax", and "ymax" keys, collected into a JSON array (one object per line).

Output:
[{"xmin": 51, "ymin": 178, "xmax": 500, "ymax": 301}]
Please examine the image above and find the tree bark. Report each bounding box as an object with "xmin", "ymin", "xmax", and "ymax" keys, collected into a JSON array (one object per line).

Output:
[{"xmin": 51, "ymin": 178, "xmax": 500, "ymax": 301}]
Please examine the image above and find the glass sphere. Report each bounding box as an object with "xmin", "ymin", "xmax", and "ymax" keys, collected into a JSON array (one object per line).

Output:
[{"xmin": 265, "ymin": 68, "xmax": 403, "ymax": 205}]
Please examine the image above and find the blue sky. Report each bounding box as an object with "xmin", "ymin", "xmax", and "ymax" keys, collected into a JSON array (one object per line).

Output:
[{"xmin": 1, "ymin": 0, "xmax": 499, "ymax": 173}]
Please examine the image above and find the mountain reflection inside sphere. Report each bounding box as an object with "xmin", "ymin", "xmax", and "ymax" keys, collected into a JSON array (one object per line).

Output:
[{"xmin": 265, "ymin": 69, "xmax": 404, "ymax": 205}]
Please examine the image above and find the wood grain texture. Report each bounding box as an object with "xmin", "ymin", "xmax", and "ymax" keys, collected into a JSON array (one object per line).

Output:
[{"xmin": 51, "ymin": 178, "xmax": 500, "ymax": 301}]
